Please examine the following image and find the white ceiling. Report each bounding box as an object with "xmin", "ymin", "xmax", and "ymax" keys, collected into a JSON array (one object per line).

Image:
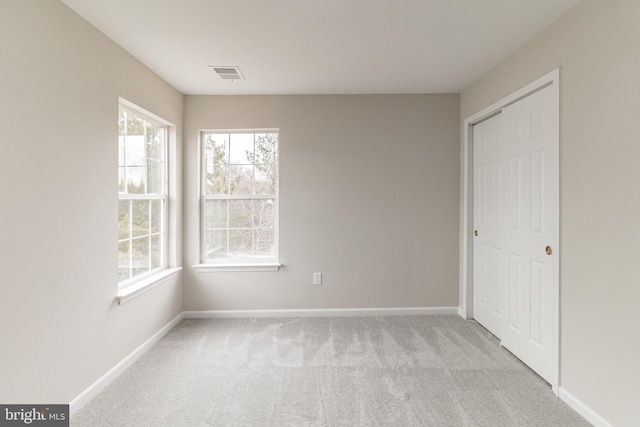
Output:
[{"xmin": 60, "ymin": 0, "xmax": 581, "ymax": 95}]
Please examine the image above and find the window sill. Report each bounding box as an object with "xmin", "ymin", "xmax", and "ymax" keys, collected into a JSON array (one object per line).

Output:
[
  {"xmin": 193, "ymin": 263, "xmax": 282, "ymax": 273},
  {"xmin": 116, "ymin": 267, "xmax": 182, "ymax": 305}
]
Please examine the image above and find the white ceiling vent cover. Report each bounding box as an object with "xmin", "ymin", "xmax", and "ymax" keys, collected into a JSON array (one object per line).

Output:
[{"xmin": 210, "ymin": 66, "xmax": 245, "ymax": 80}]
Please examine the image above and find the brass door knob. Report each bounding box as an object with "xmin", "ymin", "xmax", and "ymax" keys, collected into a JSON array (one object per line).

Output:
[
  {"xmin": 546, "ymin": 246, "xmax": 553, "ymax": 255},
  {"xmin": 474, "ymin": 230, "xmax": 478, "ymax": 237}
]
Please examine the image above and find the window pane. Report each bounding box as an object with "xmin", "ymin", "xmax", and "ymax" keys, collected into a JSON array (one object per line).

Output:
[
  {"xmin": 119, "ymin": 109, "xmax": 126, "ymax": 136},
  {"xmin": 205, "ymin": 200, "xmax": 227, "ymax": 229},
  {"xmin": 147, "ymin": 159, "xmax": 160, "ymax": 194},
  {"xmin": 229, "ymin": 199, "xmax": 252, "ymax": 229},
  {"xmin": 205, "ymin": 229, "xmax": 227, "ymax": 259},
  {"xmin": 118, "ymin": 268, "xmax": 130, "ymax": 282},
  {"xmin": 146, "ymin": 123, "xmax": 163, "ymax": 194},
  {"xmin": 255, "ymin": 228, "xmax": 274, "ymax": 257},
  {"xmin": 205, "ymin": 134, "xmax": 228, "ymax": 164},
  {"xmin": 132, "ymin": 199, "xmax": 150, "ymax": 237},
  {"xmin": 124, "ymin": 136, "xmax": 145, "ymax": 166},
  {"xmin": 150, "ymin": 200, "xmax": 162, "ymax": 233},
  {"xmin": 253, "ymin": 198, "xmax": 274, "ymax": 228},
  {"xmin": 229, "ymin": 229, "xmax": 252, "ymax": 257},
  {"xmin": 132, "ymin": 236, "xmax": 149, "ymax": 273},
  {"xmin": 118, "ymin": 240, "xmax": 131, "ymax": 280},
  {"xmin": 118, "ymin": 167, "xmax": 126, "ymax": 193},
  {"xmin": 146, "ymin": 122, "xmax": 162, "ymax": 160},
  {"xmin": 255, "ymin": 164, "xmax": 277, "ymax": 194},
  {"xmin": 127, "ymin": 113, "xmax": 145, "ymax": 136},
  {"xmin": 118, "ymin": 200, "xmax": 131, "ymax": 240},
  {"xmin": 205, "ymin": 164, "xmax": 228, "ymax": 195},
  {"xmin": 229, "ymin": 165, "xmax": 254, "ymax": 195},
  {"xmin": 127, "ymin": 166, "xmax": 146, "ymax": 194},
  {"xmin": 150, "ymin": 234, "xmax": 162, "ymax": 269},
  {"xmin": 118, "ymin": 136, "xmax": 125, "ymax": 166},
  {"xmin": 229, "ymin": 133, "xmax": 254, "ymax": 164},
  {"xmin": 254, "ymin": 133, "xmax": 278, "ymax": 165}
]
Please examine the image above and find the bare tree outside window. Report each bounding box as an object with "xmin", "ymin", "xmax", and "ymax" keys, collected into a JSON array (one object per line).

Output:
[
  {"xmin": 118, "ymin": 107, "xmax": 167, "ymax": 282},
  {"xmin": 202, "ymin": 131, "xmax": 278, "ymax": 263}
]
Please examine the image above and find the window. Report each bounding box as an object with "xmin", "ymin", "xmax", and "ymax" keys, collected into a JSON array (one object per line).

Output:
[
  {"xmin": 200, "ymin": 130, "xmax": 279, "ymax": 268},
  {"xmin": 118, "ymin": 105, "xmax": 168, "ymax": 284}
]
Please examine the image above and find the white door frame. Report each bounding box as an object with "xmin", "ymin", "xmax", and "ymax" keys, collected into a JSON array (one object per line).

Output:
[{"xmin": 460, "ymin": 68, "xmax": 560, "ymax": 394}]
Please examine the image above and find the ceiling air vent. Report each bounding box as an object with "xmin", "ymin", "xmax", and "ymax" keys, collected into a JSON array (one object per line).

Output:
[{"xmin": 210, "ymin": 66, "xmax": 245, "ymax": 80}]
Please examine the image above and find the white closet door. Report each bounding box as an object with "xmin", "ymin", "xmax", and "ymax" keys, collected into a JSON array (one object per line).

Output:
[
  {"xmin": 472, "ymin": 112, "xmax": 507, "ymax": 339},
  {"xmin": 472, "ymin": 84, "xmax": 556, "ymax": 383},
  {"xmin": 500, "ymin": 85, "xmax": 556, "ymax": 383}
]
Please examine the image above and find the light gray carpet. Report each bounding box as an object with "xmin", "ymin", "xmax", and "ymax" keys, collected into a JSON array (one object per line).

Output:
[{"xmin": 72, "ymin": 316, "xmax": 590, "ymax": 426}]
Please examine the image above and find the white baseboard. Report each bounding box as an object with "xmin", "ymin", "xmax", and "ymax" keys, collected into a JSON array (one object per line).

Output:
[
  {"xmin": 69, "ymin": 312, "xmax": 184, "ymax": 417},
  {"xmin": 559, "ymin": 387, "xmax": 612, "ymax": 427},
  {"xmin": 184, "ymin": 306, "xmax": 458, "ymax": 318},
  {"xmin": 458, "ymin": 307, "xmax": 466, "ymax": 318}
]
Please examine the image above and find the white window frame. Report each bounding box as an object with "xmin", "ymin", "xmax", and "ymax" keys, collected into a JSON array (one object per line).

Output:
[
  {"xmin": 195, "ymin": 129, "xmax": 281, "ymax": 272},
  {"xmin": 117, "ymin": 99, "xmax": 181, "ymax": 302}
]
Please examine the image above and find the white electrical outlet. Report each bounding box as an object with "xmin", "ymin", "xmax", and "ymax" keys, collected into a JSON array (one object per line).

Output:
[{"xmin": 313, "ymin": 272, "xmax": 322, "ymax": 285}]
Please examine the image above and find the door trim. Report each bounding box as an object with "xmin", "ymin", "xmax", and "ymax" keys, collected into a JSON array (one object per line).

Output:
[{"xmin": 460, "ymin": 68, "xmax": 560, "ymax": 394}]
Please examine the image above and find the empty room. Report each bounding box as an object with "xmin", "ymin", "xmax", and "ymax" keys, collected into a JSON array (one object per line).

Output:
[{"xmin": 1, "ymin": 0, "xmax": 638, "ymax": 426}]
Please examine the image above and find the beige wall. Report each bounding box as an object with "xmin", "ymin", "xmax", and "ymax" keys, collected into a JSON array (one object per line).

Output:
[
  {"xmin": 461, "ymin": 0, "xmax": 640, "ymax": 425},
  {"xmin": 184, "ymin": 95, "xmax": 460, "ymax": 310},
  {"xmin": 0, "ymin": 0, "xmax": 183, "ymax": 404},
  {"xmin": 11, "ymin": 0, "xmax": 634, "ymax": 424}
]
